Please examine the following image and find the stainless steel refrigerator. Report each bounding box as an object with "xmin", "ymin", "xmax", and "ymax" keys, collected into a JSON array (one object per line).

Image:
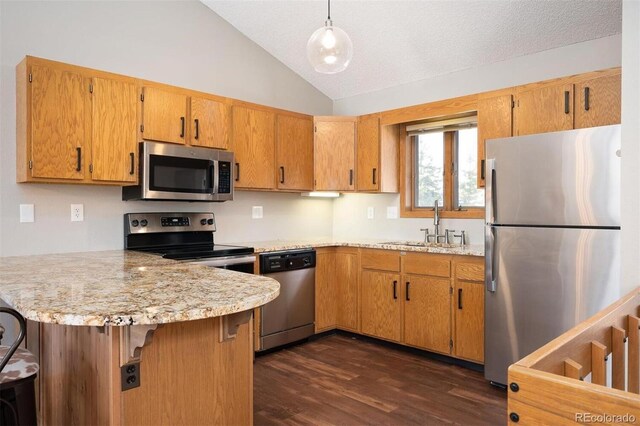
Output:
[{"xmin": 484, "ymin": 124, "xmax": 621, "ymax": 385}]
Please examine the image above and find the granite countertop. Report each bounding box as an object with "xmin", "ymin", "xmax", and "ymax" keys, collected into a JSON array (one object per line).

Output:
[
  {"xmin": 0, "ymin": 250, "xmax": 279, "ymax": 327},
  {"xmin": 223, "ymin": 239, "xmax": 485, "ymax": 257}
]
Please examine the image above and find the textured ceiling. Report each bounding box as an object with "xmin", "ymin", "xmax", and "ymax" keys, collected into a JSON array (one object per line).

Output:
[{"xmin": 201, "ymin": 0, "xmax": 622, "ymax": 100}]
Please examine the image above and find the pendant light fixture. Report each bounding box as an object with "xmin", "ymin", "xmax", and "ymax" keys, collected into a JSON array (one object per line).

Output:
[{"xmin": 306, "ymin": 0, "xmax": 353, "ymax": 74}]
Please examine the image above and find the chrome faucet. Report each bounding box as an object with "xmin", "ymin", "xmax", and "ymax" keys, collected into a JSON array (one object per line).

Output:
[{"xmin": 433, "ymin": 199, "xmax": 440, "ymax": 238}]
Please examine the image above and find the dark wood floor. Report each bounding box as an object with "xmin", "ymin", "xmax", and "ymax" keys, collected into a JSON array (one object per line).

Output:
[{"xmin": 254, "ymin": 334, "xmax": 506, "ymax": 425}]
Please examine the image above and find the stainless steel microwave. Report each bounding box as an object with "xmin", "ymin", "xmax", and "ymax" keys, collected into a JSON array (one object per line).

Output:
[{"xmin": 122, "ymin": 142, "xmax": 234, "ymax": 202}]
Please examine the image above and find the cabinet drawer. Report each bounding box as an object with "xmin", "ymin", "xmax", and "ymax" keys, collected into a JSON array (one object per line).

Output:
[
  {"xmin": 403, "ymin": 253, "xmax": 450, "ymax": 277},
  {"xmin": 455, "ymin": 262, "xmax": 484, "ymax": 282},
  {"xmin": 360, "ymin": 249, "xmax": 400, "ymax": 272}
]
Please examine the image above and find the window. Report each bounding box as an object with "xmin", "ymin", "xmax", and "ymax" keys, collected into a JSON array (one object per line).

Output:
[{"xmin": 405, "ymin": 119, "xmax": 484, "ymax": 218}]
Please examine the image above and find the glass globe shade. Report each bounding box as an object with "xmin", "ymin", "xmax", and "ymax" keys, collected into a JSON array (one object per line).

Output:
[{"xmin": 307, "ymin": 22, "xmax": 353, "ymax": 74}]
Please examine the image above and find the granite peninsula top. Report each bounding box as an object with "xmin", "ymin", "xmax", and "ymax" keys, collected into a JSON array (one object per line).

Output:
[{"xmin": 0, "ymin": 250, "xmax": 279, "ymax": 327}]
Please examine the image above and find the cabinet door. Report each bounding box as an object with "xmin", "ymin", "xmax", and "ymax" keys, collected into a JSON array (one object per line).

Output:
[
  {"xmin": 190, "ymin": 97, "xmax": 230, "ymax": 150},
  {"xmin": 30, "ymin": 64, "xmax": 87, "ymax": 180},
  {"xmin": 477, "ymin": 94, "xmax": 513, "ymax": 187},
  {"xmin": 454, "ymin": 281, "xmax": 484, "ymax": 363},
  {"xmin": 276, "ymin": 115, "xmax": 314, "ymax": 191},
  {"xmin": 574, "ymin": 73, "xmax": 621, "ymax": 129},
  {"xmin": 315, "ymin": 250, "xmax": 337, "ymax": 332},
  {"xmin": 336, "ymin": 252, "xmax": 359, "ymax": 332},
  {"xmin": 361, "ymin": 270, "xmax": 401, "ymax": 342},
  {"xmin": 232, "ymin": 106, "xmax": 276, "ymax": 189},
  {"xmin": 314, "ymin": 118, "xmax": 356, "ymax": 191},
  {"xmin": 403, "ymin": 275, "xmax": 451, "ymax": 354},
  {"xmin": 515, "ymin": 83, "xmax": 574, "ymax": 136},
  {"xmin": 356, "ymin": 114, "xmax": 379, "ymax": 192},
  {"xmin": 141, "ymin": 87, "xmax": 187, "ymax": 144},
  {"xmin": 90, "ymin": 77, "xmax": 138, "ymax": 183}
]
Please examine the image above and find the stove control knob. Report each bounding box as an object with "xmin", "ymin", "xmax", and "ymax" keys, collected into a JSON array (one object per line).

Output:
[
  {"xmin": 131, "ymin": 220, "xmax": 139, "ymax": 227},
  {"xmin": 200, "ymin": 219, "xmax": 207, "ymax": 226},
  {"xmin": 140, "ymin": 219, "xmax": 148, "ymax": 227},
  {"xmin": 207, "ymin": 219, "xmax": 214, "ymax": 225}
]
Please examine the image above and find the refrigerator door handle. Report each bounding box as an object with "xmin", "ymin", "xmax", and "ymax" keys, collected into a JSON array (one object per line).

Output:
[
  {"xmin": 486, "ymin": 226, "xmax": 497, "ymax": 293},
  {"xmin": 485, "ymin": 158, "xmax": 496, "ymax": 224}
]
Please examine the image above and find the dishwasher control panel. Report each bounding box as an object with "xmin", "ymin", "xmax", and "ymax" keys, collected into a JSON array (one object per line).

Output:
[{"xmin": 260, "ymin": 249, "xmax": 316, "ymax": 274}]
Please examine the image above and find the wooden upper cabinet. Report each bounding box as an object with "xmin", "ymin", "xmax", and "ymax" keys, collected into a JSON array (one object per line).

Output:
[
  {"xmin": 477, "ymin": 94, "xmax": 513, "ymax": 187},
  {"xmin": 276, "ymin": 115, "xmax": 314, "ymax": 191},
  {"xmin": 90, "ymin": 77, "xmax": 138, "ymax": 183},
  {"xmin": 357, "ymin": 114, "xmax": 400, "ymax": 193},
  {"xmin": 574, "ymin": 72, "xmax": 621, "ymax": 129},
  {"xmin": 231, "ymin": 106, "xmax": 275, "ymax": 189},
  {"xmin": 515, "ymin": 83, "xmax": 574, "ymax": 136},
  {"xmin": 314, "ymin": 117, "xmax": 356, "ymax": 191},
  {"xmin": 190, "ymin": 97, "xmax": 230, "ymax": 150},
  {"xmin": 28, "ymin": 63, "xmax": 88, "ymax": 180},
  {"xmin": 141, "ymin": 87, "xmax": 188, "ymax": 144},
  {"xmin": 360, "ymin": 270, "xmax": 402, "ymax": 342},
  {"xmin": 403, "ymin": 275, "xmax": 451, "ymax": 354}
]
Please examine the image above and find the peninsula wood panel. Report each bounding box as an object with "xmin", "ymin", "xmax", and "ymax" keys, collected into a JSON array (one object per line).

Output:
[
  {"xmin": 91, "ymin": 77, "xmax": 138, "ymax": 183},
  {"xmin": 360, "ymin": 249, "xmax": 400, "ymax": 272},
  {"xmin": 190, "ymin": 96, "xmax": 230, "ymax": 150},
  {"xmin": 123, "ymin": 318, "xmax": 253, "ymax": 426},
  {"xmin": 315, "ymin": 249, "xmax": 337, "ymax": 332},
  {"xmin": 141, "ymin": 86, "xmax": 188, "ymax": 144},
  {"xmin": 515, "ymin": 83, "xmax": 574, "ymax": 136},
  {"xmin": 360, "ymin": 270, "xmax": 402, "ymax": 342},
  {"xmin": 454, "ymin": 281, "xmax": 484, "ymax": 362},
  {"xmin": 30, "ymin": 64, "xmax": 87, "ymax": 180},
  {"xmin": 574, "ymin": 73, "xmax": 622, "ymax": 129},
  {"xmin": 403, "ymin": 275, "xmax": 451, "ymax": 354},
  {"xmin": 314, "ymin": 117, "xmax": 356, "ymax": 191},
  {"xmin": 276, "ymin": 114, "xmax": 314, "ymax": 191},
  {"xmin": 232, "ymin": 106, "xmax": 276, "ymax": 189},
  {"xmin": 403, "ymin": 252, "xmax": 450, "ymax": 278},
  {"xmin": 357, "ymin": 114, "xmax": 380, "ymax": 191},
  {"xmin": 336, "ymin": 250, "xmax": 359, "ymax": 332},
  {"xmin": 477, "ymin": 94, "xmax": 513, "ymax": 187}
]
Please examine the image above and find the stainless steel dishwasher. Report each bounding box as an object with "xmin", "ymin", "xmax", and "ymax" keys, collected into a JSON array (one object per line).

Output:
[{"xmin": 259, "ymin": 249, "xmax": 315, "ymax": 351}]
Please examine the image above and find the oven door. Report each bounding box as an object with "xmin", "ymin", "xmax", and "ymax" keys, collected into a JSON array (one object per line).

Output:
[{"xmin": 187, "ymin": 255, "xmax": 256, "ymax": 274}]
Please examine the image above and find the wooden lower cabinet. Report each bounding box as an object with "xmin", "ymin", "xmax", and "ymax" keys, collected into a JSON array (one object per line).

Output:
[
  {"xmin": 315, "ymin": 249, "xmax": 337, "ymax": 332},
  {"xmin": 403, "ymin": 274, "xmax": 451, "ymax": 354},
  {"xmin": 335, "ymin": 249, "xmax": 359, "ymax": 331},
  {"xmin": 454, "ymin": 281, "xmax": 484, "ymax": 363},
  {"xmin": 360, "ymin": 270, "xmax": 402, "ymax": 342}
]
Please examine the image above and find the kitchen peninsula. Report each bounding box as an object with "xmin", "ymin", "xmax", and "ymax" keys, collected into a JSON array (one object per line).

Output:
[{"xmin": 0, "ymin": 250, "xmax": 279, "ymax": 425}]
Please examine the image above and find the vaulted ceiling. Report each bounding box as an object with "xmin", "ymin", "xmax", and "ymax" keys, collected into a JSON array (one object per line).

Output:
[{"xmin": 202, "ymin": 0, "xmax": 622, "ymax": 100}]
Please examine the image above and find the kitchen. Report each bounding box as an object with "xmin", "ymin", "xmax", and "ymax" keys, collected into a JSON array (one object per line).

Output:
[{"xmin": 0, "ymin": 1, "xmax": 638, "ymax": 425}]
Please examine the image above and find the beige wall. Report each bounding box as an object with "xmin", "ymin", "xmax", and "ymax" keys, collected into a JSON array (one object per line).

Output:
[{"xmin": 0, "ymin": 1, "xmax": 334, "ymax": 256}]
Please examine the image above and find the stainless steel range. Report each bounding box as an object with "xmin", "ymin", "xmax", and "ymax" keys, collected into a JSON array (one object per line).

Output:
[{"xmin": 124, "ymin": 212, "xmax": 255, "ymax": 273}]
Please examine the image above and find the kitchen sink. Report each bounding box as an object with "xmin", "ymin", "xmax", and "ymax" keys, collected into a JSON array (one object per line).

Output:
[{"xmin": 381, "ymin": 241, "xmax": 461, "ymax": 248}]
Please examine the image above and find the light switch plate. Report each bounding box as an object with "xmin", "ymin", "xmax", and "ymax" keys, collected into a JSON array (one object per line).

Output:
[
  {"xmin": 19, "ymin": 204, "xmax": 34, "ymax": 223},
  {"xmin": 252, "ymin": 206, "xmax": 263, "ymax": 219},
  {"xmin": 367, "ymin": 207, "xmax": 375, "ymax": 219},
  {"xmin": 71, "ymin": 204, "xmax": 84, "ymax": 222},
  {"xmin": 386, "ymin": 206, "xmax": 398, "ymax": 219}
]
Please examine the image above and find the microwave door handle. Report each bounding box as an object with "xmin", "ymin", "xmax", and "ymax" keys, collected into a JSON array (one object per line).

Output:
[{"xmin": 212, "ymin": 161, "xmax": 219, "ymax": 196}]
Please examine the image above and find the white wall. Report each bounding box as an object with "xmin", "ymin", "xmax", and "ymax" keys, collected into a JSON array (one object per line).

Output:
[
  {"xmin": 0, "ymin": 1, "xmax": 334, "ymax": 257},
  {"xmin": 621, "ymin": 0, "xmax": 640, "ymax": 294},
  {"xmin": 332, "ymin": 35, "xmax": 622, "ymax": 244}
]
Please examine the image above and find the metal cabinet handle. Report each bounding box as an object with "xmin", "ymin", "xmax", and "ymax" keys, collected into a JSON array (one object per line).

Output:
[
  {"xmin": 564, "ymin": 91, "xmax": 570, "ymax": 114},
  {"xmin": 349, "ymin": 169, "xmax": 354, "ymax": 186},
  {"xmin": 584, "ymin": 87, "xmax": 590, "ymax": 111},
  {"xmin": 458, "ymin": 288, "xmax": 463, "ymax": 309},
  {"xmin": 372, "ymin": 168, "xmax": 377, "ymax": 185},
  {"xmin": 392, "ymin": 280, "xmax": 397, "ymax": 300},
  {"xmin": 194, "ymin": 118, "xmax": 200, "ymax": 140},
  {"xmin": 129, "ymin": 152, "xmax": 135, "ymax": 175},
  {"xmin": 235, "ymin": 163, "xmax": 240, "ymax": 182},
  {"xmin": 406, "ymin": 282, "xmax": 410, "ymax": 301},
  {"xmin": 180, "ymin": 117, "xmax": 185, "ymax": 138},
  {"xmin": 481, "ymin": 159, "xmax": 485, "ymax": 180},
  {"xmin": 280, "ymin": 166, "xmax": 285, "ymax": 184},
  {"xmin": 76, "ymin": 147, "xmax": 82, "ymax": 172}
]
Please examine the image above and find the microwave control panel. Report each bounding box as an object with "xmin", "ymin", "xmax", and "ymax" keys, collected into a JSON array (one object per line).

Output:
[{"xmin": 218, "ymin": 162, "xmax": 232, "ymax": 194}]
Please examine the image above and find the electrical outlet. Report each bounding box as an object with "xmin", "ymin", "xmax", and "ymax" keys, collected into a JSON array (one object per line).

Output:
[
  {"xmin": 367, "ymin": 207, "xmax": 375, "ymax": 219},
  {"xmin": 386, "ymin": 206, "xmax": 398, "ymax": 219},
  {"xmin": 252, "ymin": 206, "xmax": 263, "ymax": 219},
  {"xmin": 19, "ymin": 204, "xmax": 34, "ymax": 223},
  {"xmin": 71, "ymin": 204, "xmax": 84, "ymax": 222}
]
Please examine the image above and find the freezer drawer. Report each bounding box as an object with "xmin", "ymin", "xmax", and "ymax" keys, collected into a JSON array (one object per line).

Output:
[
  {"xmin": 485, "ymin": 125, "xmax": 620, "ymax": 227},
  {"xmin": 484, "ymin": 226, "xmax": 620, "ymax": 385}
]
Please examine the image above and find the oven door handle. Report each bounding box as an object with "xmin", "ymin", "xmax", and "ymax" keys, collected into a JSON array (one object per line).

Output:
[{"xmin": 187, "ymin": 255, "xmax": 256, "ymax": 268}]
